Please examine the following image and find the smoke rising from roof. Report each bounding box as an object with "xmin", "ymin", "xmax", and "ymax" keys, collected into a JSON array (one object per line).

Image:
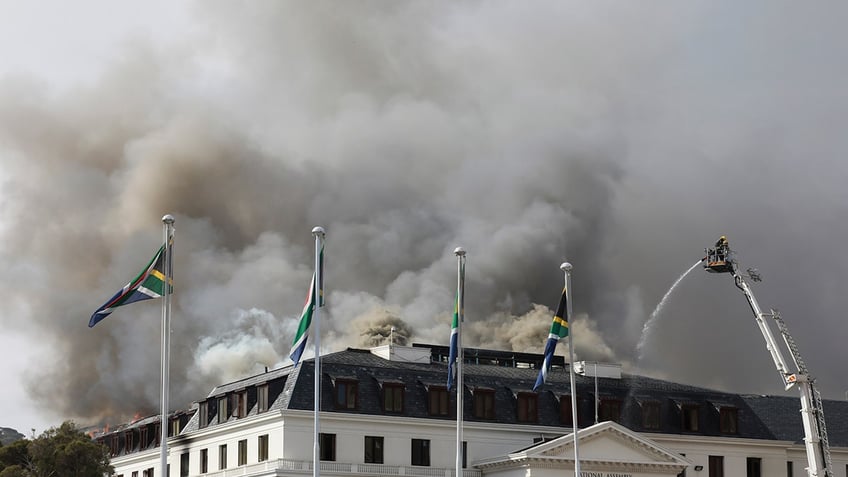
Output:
[{"xmin": 1, "ymin": 1, "xmax": 848, "ymax": 426}]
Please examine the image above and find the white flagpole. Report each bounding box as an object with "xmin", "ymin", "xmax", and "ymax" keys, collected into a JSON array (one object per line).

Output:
[
  {"xmin": 561, "ymin": 262, "xmax": 580, "ymax": 477},
  {"xmin": 312, "ymin": 226, "xmax": 325, "ymax": 477},
  {"xmin": 160, "ymin": 214, "xmax": 175, "ymax": 477},
  {"xmin": 454, "ymin": 247, "xmax": 466, "ymax": 477}
]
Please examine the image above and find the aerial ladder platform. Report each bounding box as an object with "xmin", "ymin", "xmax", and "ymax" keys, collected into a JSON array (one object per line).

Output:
[{"xmin": 703, "ymin": 237, "xmax": 832, "ymax": 477}]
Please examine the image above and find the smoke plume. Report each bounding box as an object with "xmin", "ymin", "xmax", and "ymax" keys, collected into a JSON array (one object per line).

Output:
[{"xmin": 1, "ymin": 1, "xmax": 847, "ymax": 426}]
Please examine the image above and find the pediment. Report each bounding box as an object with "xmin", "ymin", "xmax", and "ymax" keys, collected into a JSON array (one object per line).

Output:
[
  {"xmin": 533, "ymin": 422, "xmax": 679, "ymax": 463},
  {"xmin": 475, "ymin": 421, "xmax": 689, "ymax": 475}
]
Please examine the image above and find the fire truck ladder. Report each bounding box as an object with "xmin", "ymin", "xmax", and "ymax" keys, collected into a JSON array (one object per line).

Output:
[{"xmin": 771, "ymin": 310, "xmax": 834, "ymax": 475}]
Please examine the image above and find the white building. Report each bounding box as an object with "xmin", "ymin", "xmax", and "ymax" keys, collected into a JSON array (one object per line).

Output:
[{"xmin": 99, "ymin": 344, "xmax": 848, "ymax": 477}]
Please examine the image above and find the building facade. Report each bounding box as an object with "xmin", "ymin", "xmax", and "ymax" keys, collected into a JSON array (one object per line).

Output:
[{"xmin": 98, "ymin": 345, "xmax": 848, "ymax": 477}]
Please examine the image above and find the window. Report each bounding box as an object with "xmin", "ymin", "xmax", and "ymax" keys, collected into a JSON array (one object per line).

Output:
[
  {"xmin": 170, "ymin": 417, "xmax": 181, "ymax": 436},
  {"xmin": 411, "ymin": 439, "xmax": 430, "ymax": 466},
  {"xmin": 462, "ymin": 441, "xmax": 467, "ymax": 469},
  {"xmin": 238, "ymin": 439, "xmax": 247, "ymax": 466},
  {"xmin": 365, "ymin": 436, "xmax": 384, "ymax": 464},
  {"xmin": 257, "ymin": 385, "xmax": 270, "ymax": 413},
  {"xmin": 320, "ymin": 433, "xmax": 336, "ymax": 461},
  {"xmin": 682, "ymin": 404, "xmax": 700, "ymax": 432},
  {"xmin": 516, "ymin": 393, "xmax": 537, "ymax": 422},
  {"xmin": 217, "ymin": 397, "xmax": 228, "ymax": 423},
  {"xmin": 110, "ymin": 436, "xmax": 120, "ymax": 456},
  {"xmin": 709, "ymin": 455, "xmax": 724, "ymax": 477},
  {"xmin": 560, "ymin": 395, "xmax": 574, "ymax": 426},
  {"xmin": 383, "ymin": 383, "xmax": 404, "ymax": 412},
  {"xmin": 335, "ymin": 380, "xmax": 358, "ymax": 409},
  {"xmin": 219, "ymin": 444, "xmax": 227, "ymax": 470},
  {"xmin": 124, "ymin": 431, "xmax": 134, "ymax": 453},
  {"xmin": 180, "ymin": 452, "xmax": 189, "ymax": 477},
  {"xmin": 200, "ymin": 448, "xmax": 208, "ymax": 473},
  {"xmin": 143, "ymin": 469, "xmax": 154, "ymax": 477},
  {"xmin": 428, "ymin": 386, "xmax": 449, "ymax": 416},
  {"xmin": 642, "ymin": 401, "xmax": 661, "ymax": 429},
  {"xmin": 233, "ymin": 391, "xmax": 248, "ymax": 418},
  {"xmin": 746, "ymin": 457, "xmax": 761, "ymax": 477},
  {"xmin": 786, "ymin": 461, "xmax": 793, "ymax": 477},
  {"xmin": 720, "ymin": 407, "xmax": 738, "ymax": 434},
  {"xmin": 258, "ymin": 434, "xmax": 269, "ymax": 462},
  {"xmin": 473, "ymin": 389, "xmax": 495, "ymax": 419},
  {"xmin": 599, "ymin": 398, "xmax": 622, "ymax": 423},
  {"xmin": 199, "ymin": 401, "xmax": 209, "ymax": 428},
  {"xmin": 140, "ymin": 427, "xmax": 148, "ymax": 449},
  {"xmin": 132, "ymin": 472, "xmax": 138, "ymax": 477},
  {"xmin": 154, "ymin": 424, "xmax": 161, "ymax": 447}
]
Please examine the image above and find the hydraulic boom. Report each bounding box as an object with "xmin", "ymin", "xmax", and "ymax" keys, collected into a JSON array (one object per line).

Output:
[{"xmin": 703, "ymin": 237, "xmax": 832, "ymax": 477}]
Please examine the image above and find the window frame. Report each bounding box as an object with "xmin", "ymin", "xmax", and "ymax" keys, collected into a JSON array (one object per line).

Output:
[
  {"xmin": 599, "ymin": 398, "xmax": 622, "ymax": 423},
  {"xmin": 720, "ymin": 407, "xmax": 738, "ymax": 434},
  {"xmin": 364, "ymin": 436, "xmax": 384, "ymax": 464},
  {"xmin": 200, "ymin": 448, "xmax": 208, "ymax": 474},
  {"xmin": 319, "ymin": 433, "xmax": 336, "ymax": 461},
  {"xmin": 219, "ymin": 444, "xmax": 228, "ymax": 470},
  {"xmin": 383, "ymin": 383, "xmax": 405, "ymax": 413},
  {"xmin": 257, "ymin": 385, "xmax": 270, "ymax": 413},
  {"xmin": 334, "ymin": 379, "xmax": 359, "ymax": 410},
  {"xmin": 258, "ymin": 434, "xmax": 269, "ymax": 462},
  {"xmin": 428, "ymin": 386, "xmax": 449, "ymax": 416},
  {"xmin": 516, "ymin": 392, "xmax": 538, "ymax": 423},
  {"xmin": 682, "ymin": 404, "xmax": 700, "ymax": 432},
  {"xmin": 217, "ymin": 396, "xmax": 228, "ymax": 424},
  {"xmin": 708, "ymin": 455, "xmax": 724, "ymax": 477},
  {"xmin": 411, "ymin": 438, "xmax": 431, "ymax": 466},
  {"xmin": 641, "ymin": 401, "xmax": 661, "ymax": 430},
  {"xmin": 746, "ymin": 457, "xmax": 761, "ymax": 477},
  {"xmin": 472, "ymin": 388, "xmax": 496, "ymax": 419},
  {"xmin": 199, "ymin": 401, "xmax": 209, "ymax": 428},
  {"xmin": 238, "ymin": 439, "xmax": 248, "ymax": 466}
]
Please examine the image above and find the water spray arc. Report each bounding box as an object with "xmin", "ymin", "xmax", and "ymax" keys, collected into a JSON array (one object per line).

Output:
[
  {"xmin": 702, "ymin": 236, "xmax": 832, "ymax": 477},
  {"xmin": 636, "ymin": 260, "xmax": 702, "ymax": 360}
]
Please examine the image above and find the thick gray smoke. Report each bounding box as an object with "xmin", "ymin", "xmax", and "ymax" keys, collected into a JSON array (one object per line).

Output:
[{"xmin": 1, "ymin": 1, "xmax": 847, "ymax": 426}]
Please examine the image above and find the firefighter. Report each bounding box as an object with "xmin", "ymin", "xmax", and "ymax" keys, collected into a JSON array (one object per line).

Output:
[{"xmin": 715, "ymin": 235, "xmax": 728, "ymax": 261}]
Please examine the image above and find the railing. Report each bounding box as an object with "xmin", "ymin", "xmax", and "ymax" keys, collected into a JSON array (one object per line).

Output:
[{"xmin": 202, "ymin": 459, "xmax": 482, "ymax": 477}]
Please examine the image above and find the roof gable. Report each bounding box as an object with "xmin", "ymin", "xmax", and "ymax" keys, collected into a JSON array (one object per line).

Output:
[{"xmin": 476, "ymin": 421, "xmax": 688, "ymax": 474}]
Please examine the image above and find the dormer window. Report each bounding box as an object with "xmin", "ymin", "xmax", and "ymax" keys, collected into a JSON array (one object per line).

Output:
[
  {"xmin": 720, "ymin": 406, "xmax": 738, "ymax": 434},
  {"xmin": 198, "ymin": 401, "xmax": 209, "ymax": 428},
  {"xmin": 232, "ymin": 391, "xmax": 248, "ymax": 418},
  {"xmin": 472, "ymin": 388, "xmax": 495, "ymax": 419},
  {"xmin": 334, "ymin": 379, "xmax": 358, "ymax": 410},
  {"xmin": 124, "ymin": 431, "xmax": 134, "ymax": 453},
  {"xmin": 599, "ymin": 398, "xmax": 622, "ymax": 423},
  {"xmin": 382, "ymin": 383, "xmax": 404, "ymax": 413},
  {"xmin": 516, "ymin": 392, "xmax": 537, "ymax": 422},
  {"xmin": 217, "ymin": 396, "xmax": 228, "ymax": 423},
  {"xmin": 681, "ymin": 404, "xmax": 700, "ymax": 432},
  {"xmin": 257, "ymin": 385, "xmax": 270, "ymax": 413},
  {"xmin": 110, "ymin": 435, "xmax": 120, "ymax": 456}
]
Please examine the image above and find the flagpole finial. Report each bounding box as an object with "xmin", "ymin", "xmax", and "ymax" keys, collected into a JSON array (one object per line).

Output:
[
  {"xmin": 162, "ymin": 214, "xmax": 175, "ymax": 225},
  {"xmin": 312, "ymin": 226, "xmax": 325, "ymax": 237},
  {"xmin": 561, "ymin": 262, "xmax": 572, "ymax": 272},
  {"xmin": 454, "ymin": 247, "xmax": 466, "ymax": 257}
]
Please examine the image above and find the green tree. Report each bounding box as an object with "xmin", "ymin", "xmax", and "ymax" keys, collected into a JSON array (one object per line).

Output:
[
  {"xmin": 0, "ymin": 440, "xmax": 30, "ymax": 471},
  {"xmin": 0, "ymin": 422, "xmax": 112, "ymax": 477}
]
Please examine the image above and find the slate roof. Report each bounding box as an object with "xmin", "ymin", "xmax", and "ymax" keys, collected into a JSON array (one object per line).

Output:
[{"xmin": 98, "ymin": 344, "xmax": 848, "ymax": 457}]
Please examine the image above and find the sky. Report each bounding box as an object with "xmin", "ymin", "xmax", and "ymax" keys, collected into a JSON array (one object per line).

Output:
[{"xmin": 1, "ymin": 1, "xmax": 847, "ymax": 435}]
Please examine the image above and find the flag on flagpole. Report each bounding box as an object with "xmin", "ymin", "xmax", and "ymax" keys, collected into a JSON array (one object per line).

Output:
[
  {"xmin": 289, "ymin": 245, "xmax": 324, "ymax": 365},
  {"xmin": 447, "ymin": 260, "xmax": 464, "ymax": 390},
  {"xmin": 89, "ymin": 239, "xmax": 173, "ymax": 328},
  {"xmin": 533, "ymin": 287, "xmax": 569, "ymax": 390}
]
